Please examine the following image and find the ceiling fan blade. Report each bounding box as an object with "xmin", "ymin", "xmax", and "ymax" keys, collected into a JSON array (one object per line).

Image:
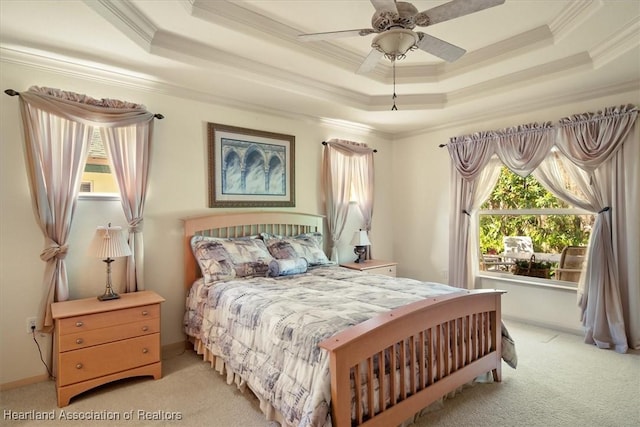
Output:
[
  {"xmin": 416, "ymin": 33, "xmax": 466, "ymax": 62},
  {"xmin": 370, "ymin": 0, "xmax": 398, "ymax": 15},
  {"xmin": 298, "ymin": 29, "xmax": 376, "ymax": 42},
  {"xmin": 418, "ymin": 0, "xmax": 505, "ymax": 26},
  {"xmin": 357, "ymin": 49, "xmax": 384, "ymax": 74}
]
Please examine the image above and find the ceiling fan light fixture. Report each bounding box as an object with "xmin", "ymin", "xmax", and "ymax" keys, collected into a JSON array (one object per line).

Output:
[{"xmin": 372, "ymin": 28, "xmax": 419, "ymax": 61}]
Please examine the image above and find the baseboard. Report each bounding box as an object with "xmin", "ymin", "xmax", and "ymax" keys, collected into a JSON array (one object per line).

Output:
[
  {"xmin": 502, "ymin": 314, "xmax": 584, "ymax": 336},
  {"xmin": 161, "ymin": 340, "xmax": 190, "ymax": 359},
  {"xmin": 2, "ymin": 341, "xmax": 190, "ymax": 390},
  {"xmin": 0, "ymin": 373, "xmax": 51, "ymax": 391}
]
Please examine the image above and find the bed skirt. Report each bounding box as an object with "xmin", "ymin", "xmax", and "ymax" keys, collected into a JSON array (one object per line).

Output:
[{"xmin": 188, "ymin": 337, "xmax": 483, "ymax": 427}]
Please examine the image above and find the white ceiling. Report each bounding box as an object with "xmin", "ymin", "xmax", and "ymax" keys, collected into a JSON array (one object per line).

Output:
[{"xmin": 1, "ymin": 0, "xmax": 639, "ymax": 136}]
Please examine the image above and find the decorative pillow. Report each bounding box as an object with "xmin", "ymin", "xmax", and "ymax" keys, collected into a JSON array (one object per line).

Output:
[
  {"xmin": 190, "ymin": 236, "xmax": 236, "ymax": 282},
  {"xmin": 267, "ymin": 257, "xmax": 309, "ymax": 277},
  {"xmin": 261, "ymin": 232, "xmax": 331, "ymax": 266},
  {"xmin": 191, "ymin": 235, "xmax": 274, "ymax": 279}
]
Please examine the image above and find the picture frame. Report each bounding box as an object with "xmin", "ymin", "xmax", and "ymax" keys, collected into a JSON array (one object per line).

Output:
[{"xmin": 207, "ymin": 123, "xmax": 295, "ymax": 208}]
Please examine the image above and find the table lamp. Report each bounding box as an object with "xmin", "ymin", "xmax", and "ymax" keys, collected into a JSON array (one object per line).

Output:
[
  {"xmin": 350, "ymin": 229, "xmax": 371, "ymax": 263},
  {"xmin": 89, "ymin": 223, "xmax": 132, "ymax": 301}
]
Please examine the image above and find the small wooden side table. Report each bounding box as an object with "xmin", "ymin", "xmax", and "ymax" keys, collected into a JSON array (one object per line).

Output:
[{"xmin": 51, "ymin": 290, "xmax": 165, "ymax": 407}]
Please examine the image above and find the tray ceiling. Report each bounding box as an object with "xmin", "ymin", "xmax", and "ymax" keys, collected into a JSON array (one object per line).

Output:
[{"xmin": 1, "ymin": 0, "xmax": 638, "ymax": 136}]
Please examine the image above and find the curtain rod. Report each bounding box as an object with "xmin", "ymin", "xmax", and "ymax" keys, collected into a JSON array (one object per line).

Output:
[
  {"xmin": 321, "ymin": 141, "xmax": 377, "ymax": 152},
  {"xmin": 4, "ymin": 89, "xmax": 164, "ymax": 119}
]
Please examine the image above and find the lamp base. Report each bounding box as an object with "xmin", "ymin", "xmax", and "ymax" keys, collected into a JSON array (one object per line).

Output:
[
  {"xmin": 97, "ymin": 288, "xmax": 120, "ymax": 301},
  {"xmin": 98, "ymin": 258, "xmax": 120, "ymax": 301},
  {"xmin": 98, "ymin": 292, "xmax": 120, "ymax": 301},
  {"xmin": 353, "ymin": 245, "xmax": 367, "ymax": 263}
]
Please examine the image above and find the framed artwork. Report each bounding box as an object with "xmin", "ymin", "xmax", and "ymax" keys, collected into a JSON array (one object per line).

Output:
[{"xmin": 207, "ymin": 123, "xmax": 295, "ymax": 207}]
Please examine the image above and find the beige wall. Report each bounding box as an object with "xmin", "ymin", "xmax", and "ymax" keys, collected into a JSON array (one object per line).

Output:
[
  {"xmin": 2, "ymin": 57, "xmax": 637, "ymax": 385},
  {"xmin": 0, "ymin": 61, "xmax": 394, "ymax": 385}
]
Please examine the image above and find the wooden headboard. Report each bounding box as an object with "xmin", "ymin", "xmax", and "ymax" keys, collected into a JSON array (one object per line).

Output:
[{"xmin": 183, "ymin": 211, "xmax": 324, "ymax": 289}]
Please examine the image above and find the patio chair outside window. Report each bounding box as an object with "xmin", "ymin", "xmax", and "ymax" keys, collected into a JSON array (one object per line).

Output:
[
  {"xmin": 503, "ymin": 236, "xmax": 533, "ymax": 262},
  {"xmin": 555, "ymin": 246, "xmax": 587, "ymax": 283}
]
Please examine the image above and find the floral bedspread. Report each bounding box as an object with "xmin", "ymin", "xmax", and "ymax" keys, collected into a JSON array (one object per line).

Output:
[{"xmin": 184, "ymin": 266, "xmax": 516, "ymax": 427}]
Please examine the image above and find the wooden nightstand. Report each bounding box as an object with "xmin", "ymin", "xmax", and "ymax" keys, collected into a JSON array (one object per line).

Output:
[
  {"xmin": 51, "ymin": 290, "xmax": 165, "ymax": 407},
  {"xmin": 340, "ymin": 260, "xmax": 398, "ymax": 277}
]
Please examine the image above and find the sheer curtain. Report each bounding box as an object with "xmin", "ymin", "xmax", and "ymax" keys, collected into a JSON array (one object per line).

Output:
[
  {"xmin": 554, "ymin": 105, "xmax": 638, "ymax": 352},
  {"xmin": 445, "ymin": 105, "xmax": 638, "ymax": 352},
  {"xmin": 321, "ymin": 139, "xmax": 375, "ymax": 261},
  {"xmin": 18, "ymin": 96, "xmax": 91, "ymax": 331},
  {"xmin": 15, "ymin": 86, "xmax": 157, "ymax": 331},
  {"xmin": 102, "ymin": 122, "xmax": 153, "ymax": 292},
  {"xmin": 469, "ymin": 157, "xmax": 503, "ymax": 280},
  {"xmin": 447, "ymin": 132, "xmax": 496, "ymax": 288},
  {"xmin": 349, "ymin": 148, "xmax": 375, "ymax": 259}
]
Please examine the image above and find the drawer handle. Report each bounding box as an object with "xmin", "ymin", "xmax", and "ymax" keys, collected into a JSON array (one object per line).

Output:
[
  {"xmin": 75, "ymin": 321, "xmax": 83, "ymax": 327},
  {"xmin": 76, "ymin": 363, "xmax": 83, "ymax": 369},
  {"xmin": 142, "ymin": 348, "xmax": 149, "ymax": 354},
  {"xmin": 142, "ymin": 326, "xmax": 149, "ymax": 332},
  {"xmin": 141, "ymin": 310, "xmax": 149, "ymax": 316},
  {"xmin": 76, "ymin": 338, "xmax": 84, "ymax": 345}
]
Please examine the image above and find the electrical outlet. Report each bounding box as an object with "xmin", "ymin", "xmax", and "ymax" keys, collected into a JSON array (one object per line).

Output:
[{"xmin": 27, "ymin": 317, "xmax": 37, "ymax": 334}]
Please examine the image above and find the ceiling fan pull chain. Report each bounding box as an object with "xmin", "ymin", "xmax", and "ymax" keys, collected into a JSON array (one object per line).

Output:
[{"xmin": 391, "ymin": 60, "xmax": 398, "ymax": 111}]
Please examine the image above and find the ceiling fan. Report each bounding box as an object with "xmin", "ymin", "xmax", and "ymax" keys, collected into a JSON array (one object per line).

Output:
[{"xmin": 298, "ymin": 0, "xmax": 506, "ymax": 74}]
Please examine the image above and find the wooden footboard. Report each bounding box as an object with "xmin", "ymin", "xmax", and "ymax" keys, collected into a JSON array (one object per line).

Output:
[{"xmin": 319, "ymin": 289, "xmax": 504, "ymax": 427}]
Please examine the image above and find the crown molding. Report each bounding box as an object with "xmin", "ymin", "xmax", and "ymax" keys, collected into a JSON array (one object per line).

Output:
[
  {"xmin": 549, "ymin": 0, "xmax": 602, "ymax": 43},
  {"xmin": 4, "ymin": 35, "xmax": 624, "ymax": 121},
  {"xmin": 590, "ymin": 16, "xmax": 640, "ymax": 68},
  {"xmin": 448, "ymin": 52, "xmax": 593, "ymax": 105},
  {"xmin": 363, "ymin": 52, "xmax": 595, "ymax": 111},
  {"xmin": 82, "ymin": 0, "xmax": 157, "ymax": 51},
  {"xmin": 394, "ymin": 79, "xmax": 640, "ymax": 139},
  {"xmin": 0, "ymin": 46, "xmax": 392, "ymax": 139},
  {"xmin": 0, "ymin": 45, "xmax": 161, "ymax": 90},
  {"xmin": 4, "ymin": 43, "xmax": 634, "ymax": 140},
  {"xmin": 148, "ymin": 30, "xmax": 371, "ymax": 109},
  {"xmin": 176, "ymin": 0, "xmax": 567, "ymax": 87},
  {"xmin": 79, "ymin": 0, "xmax": 606, "ymax": 97},
  {"xmin": 185, "ymin": 0, "xmax": 376, "ymax": 79}
]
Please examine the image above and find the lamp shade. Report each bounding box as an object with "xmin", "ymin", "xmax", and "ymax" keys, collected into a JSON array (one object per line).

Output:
[
  {"xmin": 89, "ymin": 225, "xmax": 132, "ymax": 259},
  {"xmin": 350, "ymin": 230, "xmax": 371, "ymax": 246},
  {"xmin": 372, "ymin": 28, "xmax": 419, "ymax": 57}
]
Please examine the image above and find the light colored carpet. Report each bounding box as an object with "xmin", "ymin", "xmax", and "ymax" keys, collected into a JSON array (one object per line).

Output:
[{"xmin": 2, "ymin": 321, "xmax": 639, "ymax": 427}]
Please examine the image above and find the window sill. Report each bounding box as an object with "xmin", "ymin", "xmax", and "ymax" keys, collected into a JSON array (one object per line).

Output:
[
  {"xmin": 78, "ymin": 193, "xmax": 120, "ymax": 201},
  {"xmin": 476, "ymin": 271, "xmax": 578, "ymax": 292}
]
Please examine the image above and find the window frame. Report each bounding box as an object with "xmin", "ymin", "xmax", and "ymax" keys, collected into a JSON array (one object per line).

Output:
[
  {"xmin": 476, "ymin": 207, "xmax": 593, "ymax": 290},
  {"xmin": 78, "ymin": 192, "xmax": 120, "ymax": 201},
  {"xmin": 79, "ymin": 129, "xmax": 120, "ymax": 200}
]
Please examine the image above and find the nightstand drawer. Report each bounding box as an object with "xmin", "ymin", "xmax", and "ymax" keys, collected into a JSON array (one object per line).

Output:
[
  {"xmin": 58, "ymin": 333, "xmax": 160, "ymax": 386},
  {"xmin": 340, "ymin": 260, "xmax": 398, "ymax": 277},
  {"xmin": 58, "ymin": 304, "xmax": 159, "ymax": 335},
  {"xmin": 58, "ymin": 318, "xmax": 160, "ymax": 352},
  {"xmin": 365, "ymin": 265, "xmax": 396, "ymax": 277}
]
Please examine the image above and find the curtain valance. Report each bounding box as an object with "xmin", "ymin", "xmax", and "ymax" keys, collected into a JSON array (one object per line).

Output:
[
  {"xmin": 556, "ymin": 104, "xmax": 637, "ymax": 171},
  {"xmin": 447, "ymin": 123, "xmax": 558, "ymax": 179},
  {"xmin": 18, "ymin": 86, "xmax": 157, "ymax": 127},
  {"xmin": 323, "ymin": 139, "xmax": 375, "ymax": 155},
  {"xmin": 447, "ymin": 105, "xmax": 637, "ymax": 180}
]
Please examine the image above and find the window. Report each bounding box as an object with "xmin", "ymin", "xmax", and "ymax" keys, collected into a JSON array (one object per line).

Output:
[
  {"xmin": 478, "ymin": 166, "xmax": 594, "ymax": 285},
  {"xmin": 80, "ymin": 129, "xmax": 119, "ymax": 197}
]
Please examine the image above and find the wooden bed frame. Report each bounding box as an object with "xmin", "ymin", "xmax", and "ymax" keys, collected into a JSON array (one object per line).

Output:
[{"xmin": 183, "ymin": 211, "xmax": 504, "ymax": 427}]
